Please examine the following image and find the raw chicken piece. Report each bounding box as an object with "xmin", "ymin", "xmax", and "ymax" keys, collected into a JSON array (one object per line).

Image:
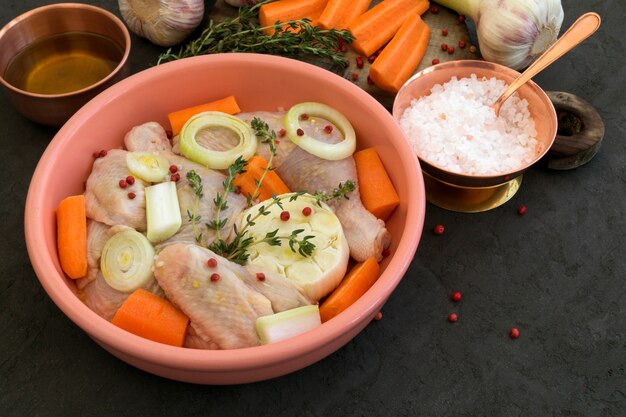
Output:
[
  {"xmin": 241, "ymin": 264, "xmax": 313, "ymax": 312},
  {"xmin": 123, "ymin": 122, "xmax": 248, "ymax": 249},
  {"xmin": 154, "ymin": 243, "xmax": 274, "ymax": 349},
  {"xmin": 242, "ymin": 111, "xmax": 391, "ymax": 261},
  {"xmin": 84, "ymin": 149, "xmax": 147, "ymax": 231},
  {"xmin": 76, "ymin": 220, "xmax": 110, "ymax": 290}
]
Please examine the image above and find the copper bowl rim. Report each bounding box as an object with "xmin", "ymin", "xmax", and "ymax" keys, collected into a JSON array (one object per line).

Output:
[
  {"xmin": 0, "ymin": 2, "xmax": 131, "ymax": 99},
  {"xmin": 392, "ymin": 60, "xmax": 558, "ymax": 185}
]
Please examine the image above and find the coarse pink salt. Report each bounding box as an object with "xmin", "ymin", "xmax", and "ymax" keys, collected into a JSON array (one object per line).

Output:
[{"xmin": 399, "ymin": 74, "xmax": 540, "ymax": 176}]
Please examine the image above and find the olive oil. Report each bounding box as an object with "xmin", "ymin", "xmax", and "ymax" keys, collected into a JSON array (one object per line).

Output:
[{"xmin": 4, "ymin": 31, "xmax": 124, "ymax": 95}]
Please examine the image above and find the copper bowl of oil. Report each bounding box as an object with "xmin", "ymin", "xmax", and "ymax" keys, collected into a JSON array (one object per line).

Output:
[
  {"xmin": 393, "ymin": 60, "xmax": 558, "ymax": 213},
  {"xmin": 0, "ymin": 3, "xmax": 131, "ymax": 127}
]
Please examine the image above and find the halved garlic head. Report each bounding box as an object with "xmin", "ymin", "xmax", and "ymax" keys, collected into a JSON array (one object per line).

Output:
[
  {"xmin": 241, "ymin": 193, "xmax": 349, "ymax": 302},
  {"xmin": 118, "ymin": 0, "xmax": 205, "ymax": 47}
]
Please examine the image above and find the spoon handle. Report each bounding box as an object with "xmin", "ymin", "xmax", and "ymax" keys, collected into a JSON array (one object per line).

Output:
[{"xmin": 493, "ymin": 12, "xmax": 601, "ymax": 115}]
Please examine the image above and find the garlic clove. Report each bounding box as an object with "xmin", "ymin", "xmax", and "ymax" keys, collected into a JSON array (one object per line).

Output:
[{"xmin": 118, "ymin": 0, "xmax": 205, "ymax": 47}]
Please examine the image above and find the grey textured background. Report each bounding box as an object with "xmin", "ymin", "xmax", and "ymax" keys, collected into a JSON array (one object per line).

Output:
[{"xmin": 1, "ymin": 1, "xmax": 624, "ymax": 416}]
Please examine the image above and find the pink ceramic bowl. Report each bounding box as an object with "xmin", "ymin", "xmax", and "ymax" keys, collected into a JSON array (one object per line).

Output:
[{"xmin": 24, "ymin": 53, "xmax": 425, "ymax": 384}]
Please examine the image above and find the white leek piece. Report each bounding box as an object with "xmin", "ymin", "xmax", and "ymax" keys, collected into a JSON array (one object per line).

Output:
[
  {"xmin": 127, "ymin": 151, "xmax": 170, "ymax": 183},
  {"xmin": 101, "ymin": 229, "xmax": 155, "ymax": 293},
  {"xmin": 145, "ymin": 181, "xmax": 182, "ymax": 243},
  {"xmin": 284, "ymin": 102, "xmax": 356, "ymax": 160},
  {"xmin": 179, "ymin": 111, "xmax": 257, "ymax": 169},
  {"xmin": 256, "ymin": 305, "xmax": 321, "ymax": 345}
]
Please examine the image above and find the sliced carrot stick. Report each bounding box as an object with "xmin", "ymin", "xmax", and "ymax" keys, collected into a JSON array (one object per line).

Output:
[
  {"xmin": 318, "ymin": 0, "xmax": 372, "ymax": 30},
  {"xmin": 233, "ymin": 155, "xmax": 291, "ymax": 201},
  {"xmin": 167, "ymin": 95, "xmax": 240, "ymax": 137},
  {"xmin": 369, "ymin": 13, "xmax": 430, "ymax": 93},
  {"xmin": 348, "ymin": 0, "xmax": 429, "ymax": 57},
  {"xmin": 259, "ymin": 0, "xmax": 329, "ymax": 35},
  {"xmin": 56, "ymin": 195, "xmax": 88, "ymax": 279},
  {"xmin": 112, "ymin": 288, "xmax": 189, "ymax": 347},
  {"xmin": 319, "ymin": 257, "xmax": 380, "ymax": 323},
  {"xmin": 354, "ymin": 148, "xmax": 400, "ymax": 220}
]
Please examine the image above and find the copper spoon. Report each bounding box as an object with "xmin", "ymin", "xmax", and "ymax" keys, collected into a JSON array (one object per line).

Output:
[{"xmin": 492, "ymin": 12, "xmax": 602, "ymax": 116}]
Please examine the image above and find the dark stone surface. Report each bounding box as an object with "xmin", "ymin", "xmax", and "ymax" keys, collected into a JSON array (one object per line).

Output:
[{"xmin": 1, "ymin": 1, "xmax": 624, "ymax": 416}]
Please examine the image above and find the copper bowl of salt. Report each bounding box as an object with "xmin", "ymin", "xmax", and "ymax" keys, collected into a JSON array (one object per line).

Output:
[{"xmin": 393, "ymin": 60, "xmax": 557, "ymax": 212}]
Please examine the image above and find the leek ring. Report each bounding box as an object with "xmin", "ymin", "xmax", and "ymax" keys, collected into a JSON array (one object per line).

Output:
[
  {"xmin": 179, "ymin": 111, "xmax": 257, "ymax": 169},
  {"xmin": 101, "ymin": 229, "xmax": 155, "ymax": 293},
  {"xmin": 284, "ymin": 102, "xmax": 356, "ymax": 160}
]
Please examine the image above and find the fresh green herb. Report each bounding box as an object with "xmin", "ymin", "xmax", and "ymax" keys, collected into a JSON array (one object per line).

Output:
[
  {"xmin": 248, "ymin": 117, "xmax": 278, "ymax": 205},
  {"xmin": 313, "ymin": 180, "xmax": 356, "ymax": 206},
  {"xmin": 186, "ymin": 170, "xmax": 204, "ymax": 243},
  {"xmin": 157, "ymin": 1, "xmax": 354, "ymax": 70},
  {"xmin": 206, "ymin": 157, "xmax": 247, "ymax": 242}
]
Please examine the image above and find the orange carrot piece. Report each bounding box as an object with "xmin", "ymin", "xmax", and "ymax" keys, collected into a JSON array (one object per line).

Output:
[
  {"xmin": 167, "ymin": 95, "xmax": 241, "ymax": 137},
  {"xmin": 259, "ymin": 0, "xmax": 329, "ymax": 35},
  {"xmin": 369, "ymin": 13, "xmax": 430, "ymax": 93},
  {"xmin": 318, "ymin": 0, "xmax": 372, "ymax": 30},
  {"xmin": 233, "ymin": 155, "xmax": 291, "ymax": 201},
  {"xmin": 354, "ymin": 148, "xmax": 400, "ymax": 220},
  {"xmin": 112, "ymin": 288, "xmax": 189, "ymax": 347},
  {"xmin": 348, "ymin": 0, "xmax": 429, "ymax": 57},
  {"xmin": 319, "ymin": 257, "xmax": 380, "ymax": 323},
  {"xmin": 56, "ymin": 195, "xmax": 88, "ymax": 279}
]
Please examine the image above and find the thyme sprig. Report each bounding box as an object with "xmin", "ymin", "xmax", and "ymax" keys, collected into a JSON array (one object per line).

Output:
[
  {"xmin": 313, "ymin": 180, "xmax": 356, "ymax": 206},
  {"xmin": 157, "ymin": 1, "xmax": 353, "ymax": 70},
  {"xmin": 186, "ymin": 170, "xmax": 204, "ymax": 243},
  {"xmin": 206, "ymin": 156, "xmax": 247, "ymax": 242},
  {"xmin": 248, "ymin": 117, "xmax": 278, "ymax": 206}
]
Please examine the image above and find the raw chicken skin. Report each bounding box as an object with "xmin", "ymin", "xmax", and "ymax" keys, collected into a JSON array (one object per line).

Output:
[
  {"xmin": 154, "ymin": 243, "xmax": 274, "ymax": 349},
  {"xmin": 240, "ymin": 111, "xmax": 391, "ymax": 261},
  {"xmin": 123, "ymin": 122, "xmax": 248, "ymax": 249},
  {"xmin": 84, "ymin": 149, "xmax": 147, "ymax": 231}
]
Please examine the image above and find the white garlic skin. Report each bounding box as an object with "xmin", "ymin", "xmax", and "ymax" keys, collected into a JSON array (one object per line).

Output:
[
  {"xmin": 118, "ymin": 0, "xmax": 205, "ymax": 47},
  {"xmin": 475, "ymin": 0, "xmax": 564, "ymax": 70}
]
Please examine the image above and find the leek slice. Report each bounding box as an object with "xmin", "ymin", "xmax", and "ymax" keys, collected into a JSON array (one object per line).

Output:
[
  {"xmin": 179, "ymin": 111, "xmax": 257, "ymax": 169},
  {"xmin": 284, "ymin": 102, "xmax": 356, "ymax": 160},
  {"xmin": 145, "ymin": 181, "xmax": 182, "ymax": 243},
  {"xmin": 101, "ymin": 229, "xmax": 155, "ymax": 293},
  {"xmin": 126, "ymin": 152, "xmax": 170, "ymax": 183},
  {"xmin": 256, "ymin": 305, "xmax": 321, "ymax": 345}
]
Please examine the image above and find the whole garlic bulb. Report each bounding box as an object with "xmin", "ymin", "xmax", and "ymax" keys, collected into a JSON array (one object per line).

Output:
[
  {"xmin": 436, "ymin": 0, "xmax": 564, "ymax": 70},
  {"xmin": 118, "ymin": 0, "xmax": 205, "ymax": 47}
]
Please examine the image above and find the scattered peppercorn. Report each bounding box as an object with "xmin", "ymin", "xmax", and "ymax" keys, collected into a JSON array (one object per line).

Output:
[
  {"xmin": 458, "ymin": 15, "xmax": 466, "ymax": 23},
  {"xmin": 447, "ymin": 46, "xmax": 455, "ymax": 54},
  {"xmin": 433, "ymin": 224, "xmax": 445, "ymax": 235},
  {"xmin": 207, "ymin": 258, "xmax": 218, "ymax": 268},
  {"xmin": 296, "ymin": 128, "xmax": 304, "ymax": 136},
  {"xmin": 432, "ymin": 58, "xmax": 440, "ymax": 65},
  {"xmin": 256, "ymin": 272, "xmax": 266, "ymax": 281},
  {"xmin": 126, "ymin": 175, "xmax": 135, "ymax": 185},
  {"xmin": 98, "ymin": 149, "xmax": 107, "ymax": 158},
  {"xmin": 356, "ymin": 56, "xmax": 364, "ymax": 69},
  {"xmin": 340, "ymin": 44, "xmax": 348, "ymax": 53},
  {"xmin": 234, "ymin": 185, "xmax": 242, "ymax": 194},
  {"xmin": 93, "ymin": 151, "xmax": 100, "ymax": 158},
  {"xmin": 510, "ymin": 327, "xmax": 520, "ymax": 339},
  {"xmin": 169, "ymin": 165, "xmax": 178, "ymax": 173},
  {"xmin": 119, "ymin": 179, "xmax": 128, "ymax": 189},
  {"xmin": 302, "ymin": 206, "xmax": 312, "ymax": 216},
  {"xmin": 382, "ymin": 248, "xmax": 391, "ymax": 258},
  {"xmin": 351, "ymin": 72, "xmax": 359, "ymax": 81},
  {"xmin": 459, "ymin": 40, "xmax": 467, "ymax": 48},
  {"xmin": 278, "ymin": 128, "xmax": 286, "ymax": 137},
  {"xmin": 210, "ymin": 273, "xmax": 220, "ymax": 282},
  {"xmin": 280, "ymin": 210, "xmax": 290, "ymax": 221},
  {"xmin": 451, "ymin": 291, "xmax": 462, "ymax": 302},
  {"xmin": 448, "ymin": 313, "xmax": 458, "ymax": 323},
  {"xmin": 300, "ymin": 113, "xmax": 309, "ymax": 121},
  {"xmin": 441, "ymin": 28, "xmax": 448, "ymax": 36},
  {"xmin": 171, "ymin": 172, "xmax": 180, "ymax": 182},
  {"xmin": 374, "ymin": 311, "xmax": 383, "ymax": 321},
  {"xmin": 430, "ymin": 5, "xmax": 439, "ymax": 14},
  {"xmin": 127, "ymin": 192, "xmax": 136, "ymax": 200},
  {"xmin": 517, "ymin": 205, "xmax": 527, "ymax": 216},
  {"xmin": 368, "ymin": 55, "xmax": 376, "ymax": 64},
  {"xmin": 323, "ymin": 125, "xmax": 333, "ymax": 134},
  {"xmin": 441, "ymin": 43, "xmax": 448, "ymax": 51}
]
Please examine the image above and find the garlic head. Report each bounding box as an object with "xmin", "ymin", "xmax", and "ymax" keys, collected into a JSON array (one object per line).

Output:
[{"xmin": 118, "ymin": 0, "xmax": 205, "ymax": 47}]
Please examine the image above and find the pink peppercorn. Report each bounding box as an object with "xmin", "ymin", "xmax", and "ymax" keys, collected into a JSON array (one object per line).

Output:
[
  {"xmin": 256, "ymin": 272, "xmax": 266, "ymax": 281},
  {"xmin": 430, "ymin": 5, "xmax": 439, "ymax": 14},
  {"xmin": 447, "ymin": 46, "xmax": 455, "ymax": 54},
  {"xmin": 441, "ymin": 28, "xmax": 448, "ymax": 36},
  {"xmin": 351, "ymin": 72, "xmax": 359, "ymax": 81},
  {"xmin": 169, "ymin": 165, "xmax": 178, "ymax": 174},
  {"xmin": 368, "ymin": 55, "xmax": 376, "ymax": 64},
  {"xmin": 374, "ymin": 311, "xmax": 383, "ymax": 321},
  {"xmin": 171, "ymin": 173, "xmax": 180, "ymax": 182},
  {"xmin": 323, "ymin": 125, "xmax": 333, "ymax": 134},
  {"xmin": 300, "ymin": 113, "xmax": 309, "ymax": 121},
  {"xmin": 296, "ymin": 128, "xmax": 304, "ymax": 136},
  {"xmin": 433, "ymin": 224, "xmax": 445, "ymax": 235},
  {"xmin": 441, "ymin": 43, "xmax": 448, "ymax": 51},
  {"xmin": 459, "ymin": 40, "xmax": 467, "ymax": 48},
  {"xmin": 451, "ymin": 291, "xmax": 462, "ymax": 302},
  {"xmin": 510, "ymin": 328, "xmax": 520, "ymax": 339},
  {"xmin": 126, "ymin": 175, "xmax": 135, "ymax": 185},
  {"xmin": 448, "ymin": 313, "xmax": 458, "ymax": 323},
  {"xmin": 280, "ymin": 211, "xmax": 290, "ymax": 221},
  {"xmin": 207, "ymin": 258, "xmax": 217, "ymax": 268},
  {"xmin": 302, "ymin": 207, "xmax": 312, "ymax": 216},
  {"xmin": 382, "ymin": 248, "xmax": 391, "ymax": 258},
  {"xmin": 210, "ymin": 273, "xmax": 220, "ymax": 282},
  {"xmin": 356, "ymin": 56, "xmax": 364, "ymax": 69},
  {"xmin": 119, "ymin": 179, "xmax": 128, "ymax": 189},
  {"xmin": 432, "ymin": 58, "xmax": 440, "ymax": 65},
  {"xmin": 127, "ymin": 192, "xmax": 136, "ymax": 200},
  {"xmin": 458, "ymin": 15, "xmax": 466, "ymax": 23},
  {"xmin": 518, "ymin": 205, "xmax": 527, "ymax": 216},
  {"xmin": 278, "ymin": 128, "xmax": 286, "ymax": 137}
]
